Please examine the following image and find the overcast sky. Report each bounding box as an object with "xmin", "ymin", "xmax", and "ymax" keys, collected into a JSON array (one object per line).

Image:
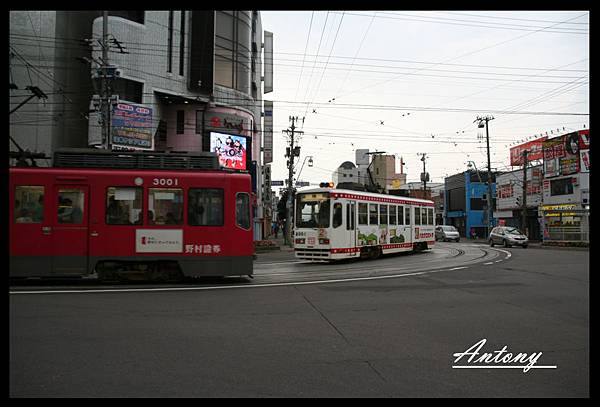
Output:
[{"xmin": 260, "ymin": 10, "xmax": 589, "ymax": 191}]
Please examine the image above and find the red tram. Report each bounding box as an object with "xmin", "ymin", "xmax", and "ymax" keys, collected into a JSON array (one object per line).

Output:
[{"xmin": 9, "ymin": 149, "xmax": 253, "ymax": 281}]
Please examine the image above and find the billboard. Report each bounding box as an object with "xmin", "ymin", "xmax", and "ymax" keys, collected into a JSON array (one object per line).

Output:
[
  {"xmin": 111, "ymin": 102, "xmax": 154, "ymax": 150},
  {"xmin": 263, "ymin": 100, "xmax": 273, "ymax": 164},
  {"xmin": 209, "ymin": 132, "xmax": 248, "ymax": 170},
  {"xmin": 543, "ymin": 131, "xmax": 589, "ymax": 177},
  {"xmin": 510, "ymin": 136, "xmax": 547, "ymax": 166}
]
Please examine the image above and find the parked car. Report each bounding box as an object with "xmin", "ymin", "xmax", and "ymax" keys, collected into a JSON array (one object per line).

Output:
[
  {"xmin": 488, "ymin": 226, "xmax": 528, "ymax": 248},
  {"xmin": 435, "ymin": 225, "xmax": 460, "ymax": 242}
]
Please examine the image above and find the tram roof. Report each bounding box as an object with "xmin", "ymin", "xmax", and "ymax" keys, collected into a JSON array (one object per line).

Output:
[{"xmin": 297, "ymin": 187, "xmax": 434, "ymax": 204}]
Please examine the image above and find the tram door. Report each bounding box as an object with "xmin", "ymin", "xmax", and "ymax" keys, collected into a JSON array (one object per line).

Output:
[{"xmin": 51, "ymin": 185, "xmax": 89, "ymax": 275}]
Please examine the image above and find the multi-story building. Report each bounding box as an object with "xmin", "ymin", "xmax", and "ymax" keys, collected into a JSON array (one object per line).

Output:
[
  {"xmin": 332, "ymin": 161, "xmax": 359, "ymax": 186},
  {"xmin": 494, "ymin": 165, "xmax": 543, "ymax": 240},
  {"xmin": 371, "ymin": 154, "xmax": 407, "ymax": 192},
  {"xmin": 10, "ymin": 10, "xmax": 274, "ymax": 240},
  {"xmin": 539, "ymin": 130, "xmax": 590, "ymax": 244},
  {"xmin": 444, "ymin": 170, "xmax": 497, "ymax": 239}
]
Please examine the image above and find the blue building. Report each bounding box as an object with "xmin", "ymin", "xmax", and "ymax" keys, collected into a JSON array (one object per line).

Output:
[{"xmin": 444, "ymin": 170, "xmax": 497, "ymax": 239}]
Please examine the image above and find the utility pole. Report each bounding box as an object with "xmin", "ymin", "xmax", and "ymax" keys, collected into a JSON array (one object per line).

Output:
[
  {"xmin": 419, "ymin": 153, "xmax": 428, "ymax": 198},
  {"xmin": 521, "ymin": 149, "xmax": 529, "ymax": 236},
  {"xmin": 282, "ymin": 116, "xmax": 303, "ymax": 246},
  {"xmin": 101, "ymin": 11, "xmax": 111, "ymax": 150},
  {"xmin": 475, "ymin": 115, "xmax": 495, "ymax": 238}
]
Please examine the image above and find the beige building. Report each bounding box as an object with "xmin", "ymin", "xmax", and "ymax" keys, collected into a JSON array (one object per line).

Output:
[{"xmin": 371, "ymin": 154, "xmax": 406, "ymax": 192}]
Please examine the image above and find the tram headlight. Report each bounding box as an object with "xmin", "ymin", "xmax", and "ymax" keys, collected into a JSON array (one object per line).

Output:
[
  {"xmin": 319, "ymin": 238, "xmax": 330, "ymax": 245},
  {"xmin": 295, "ymin": 238, "xmax": 306, "ymax": 244}
]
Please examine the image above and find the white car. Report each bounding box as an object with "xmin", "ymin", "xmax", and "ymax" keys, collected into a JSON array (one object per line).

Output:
[{"xmin": 435, "ymin": 225, "xmax": 460, "ymax": 242}]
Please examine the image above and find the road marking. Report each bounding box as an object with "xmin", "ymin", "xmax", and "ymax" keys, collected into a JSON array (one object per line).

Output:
[
  {"xmin": 10, "ymin": 248, "xmax": 513, "ymax": 295},
  {"xmin": 10, "ymin": 267, "xmax": 473, "ymax": 295},
  {"xmin": 484, "ymin": 262, "xmax": 494, "ymax": 265},
  {"xmin": 495, "ymin": 260, "xmax": 503, "ymax": 263}
]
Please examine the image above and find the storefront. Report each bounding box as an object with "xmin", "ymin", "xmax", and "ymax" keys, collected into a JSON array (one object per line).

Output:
[{"xmin": 539, "ymin": 203, "xmax": 589, "ymax": 243}]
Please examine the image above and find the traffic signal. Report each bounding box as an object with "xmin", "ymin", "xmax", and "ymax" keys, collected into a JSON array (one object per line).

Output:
[{"xmin": 319, "ymin": 182, "xmax": 334, "ymax": 188}]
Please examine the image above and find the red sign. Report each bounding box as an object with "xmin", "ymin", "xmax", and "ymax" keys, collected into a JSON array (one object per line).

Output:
[{"xmin": 510, "ymin": 137, "xmax": 547, "ymax": 166}]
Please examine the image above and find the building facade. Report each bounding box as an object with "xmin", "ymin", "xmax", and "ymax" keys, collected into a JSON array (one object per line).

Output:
[
  {"xmin": 494, "ymin": 165, "xmax": 543, "ymax": 240},
  {"xmin": 539, "ymin": 130, "xmax": 590, "ymax": 244},
  {"xmin": 10, "ymin": 10, "xmax": 274, "ymax": 240},
  {"xmin": 444, "ymin": 170, "xmax": 497, "ymax": 239}
]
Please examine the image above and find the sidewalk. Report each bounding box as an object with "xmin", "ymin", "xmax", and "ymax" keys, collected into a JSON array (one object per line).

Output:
[{"xmin": 467, "ymin": 237, "xmax": 588, "ymax": 250}]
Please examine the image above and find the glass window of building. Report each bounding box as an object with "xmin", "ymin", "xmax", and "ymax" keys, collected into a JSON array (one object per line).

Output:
[{"xmin": 215, "ymin": 10, "xmax": 252, "ymax": 93}]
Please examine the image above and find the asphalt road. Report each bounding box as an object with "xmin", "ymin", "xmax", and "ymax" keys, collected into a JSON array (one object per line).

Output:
[{"xmin": 10, "ymin": 244, "xmax": 589, "ymax": 397}]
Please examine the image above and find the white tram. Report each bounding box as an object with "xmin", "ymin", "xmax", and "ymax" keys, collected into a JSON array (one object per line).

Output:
[{"xmin": 294, "ymin": 187, "xmax": 436, "ymax": 261}]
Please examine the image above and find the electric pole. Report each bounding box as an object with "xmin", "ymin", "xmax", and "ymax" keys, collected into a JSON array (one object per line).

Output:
[
  {"xmin": 521, "ymin": 149, "xmax": 528, "ymax": 236},
  {"xmin": 282, "ymin": 116, "xmax": 303, "ymax": 246},
  {"xmin": 101, "ymin": 11, "xmax": 111, "ymax": 150},
  {"xmin": 475, "ymin": 115, "xmax": 494, "ymax": 238},
  {"xmin": 419, "ymin": 153, "xmax": 428, "ymax": 198}
]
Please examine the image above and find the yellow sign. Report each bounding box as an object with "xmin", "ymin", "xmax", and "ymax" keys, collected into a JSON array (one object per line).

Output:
[{"xmin": 541, "ymin": 203, "xmax": 577, "ymax": 211}]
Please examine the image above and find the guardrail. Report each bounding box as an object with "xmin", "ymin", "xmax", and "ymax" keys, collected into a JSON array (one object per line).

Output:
[{"xmin": 544, "ymin": 226, "xmax": 589, "ymax": 243}]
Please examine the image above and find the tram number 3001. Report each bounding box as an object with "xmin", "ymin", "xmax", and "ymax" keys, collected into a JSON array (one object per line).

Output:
[{"xmin": 152, "ymin": 178, "xmax": 179, "ymax": 186}]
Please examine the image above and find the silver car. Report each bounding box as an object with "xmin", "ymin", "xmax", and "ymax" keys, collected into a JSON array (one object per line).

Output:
[
  {"xmin": 488, "ymin": 226, "xmax": 528, "ymax": 248},
  {"xmin": 435, "ymin": 225, "xmax": 460, "ymax": 242}
]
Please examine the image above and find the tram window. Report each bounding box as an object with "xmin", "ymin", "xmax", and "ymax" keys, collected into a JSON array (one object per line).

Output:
[
  {"xmin": 106, "ymin": 187, "xmax": 143, "ymax": 225},
  {"xmin": 369, "ymin": 204, "xmax": 378, "ymax": 225},
  {"xmin": 149, "ymin": 188, "xmax": 183, "ymax": 225},
  {"xmin": 358, "ymin": 203, "xmax": 368, "ymax": 225},
  {"xmin": 188, "ymin": 189, "xmax": 224, "ymax": 226},
  {"xmin": 405, "ymin": 206, "xmax": 410, "ymax": 225},
  {"xmin": 415, "ymin": 207, "xmax": 421, "ymax": 225},
  {"xmin": 397, "ymin": 205, "xmax": 404, "ymax": 225},
  {"xmin": 428, "ymin": 208, "xmax": 434, "ymax": 225},
  {"xmin": 14, "ymin": 186, "xmax": 44, "ymax": 223},
  {"xmin": 379, "ymin": 204, "xmax": 388, "ymax": 225},
  {"xmin": 236, "ymin": 192, "xmax": 251, "ymax": 230},
  {"xmin": 58, "ymin": 189, "xmax": 85, "ymax": 224},
  {"xmin": 333, "ymin": 203, "xmax": 343, "ymax": 228},
  {"xmin": 389, "ymin": 205, "xmax": 397, "ymax": 225}
]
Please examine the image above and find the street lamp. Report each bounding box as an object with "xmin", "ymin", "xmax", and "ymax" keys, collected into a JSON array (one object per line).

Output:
[{"xmin": 296, "ymin": 155, "xmax": 313, "ymax": 183}]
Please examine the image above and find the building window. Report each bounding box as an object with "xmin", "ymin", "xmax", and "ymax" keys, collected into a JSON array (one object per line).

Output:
[
  {"xmin": 214, "ymin": 10, "xmax": 251, "ymax": 93},
  {"xmin": 176, "ymin": 110, "xmax": 185, "ymax": 134},
  {"xmin": 110, "ymin": 11, "xmax": 145, "ymax": 24},
  {"xmin": 167, "ymin": 11, "xmax": 174, "ymax": 73},
  {"xmin": 470, "ymin": 198, "xmax": 485, "ymax": 211},
  {"xmin": 551, "ymin": 178, "xmax": 574, "ymax": 196},
  {"xmin": 179, "ymin": 11, "xmax": 186, "ymax": 76}
]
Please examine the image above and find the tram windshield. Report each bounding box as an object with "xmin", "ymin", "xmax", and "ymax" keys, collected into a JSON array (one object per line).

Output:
[{"xmin": 296, "ymin": 193, "xmax": 330, "ymax": 228}]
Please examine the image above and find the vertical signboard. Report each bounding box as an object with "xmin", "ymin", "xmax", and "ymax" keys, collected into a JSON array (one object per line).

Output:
[
  {"xmin": 263, "ymin": 100, "xmax": 273, "ymax": 164},
  {"xmin": 111, "ymin": 102, "xmax": 154, "ymax": 150},
  {"xmin": 264, "ymin": 31, "xmax": 273, "ymax": 93}
]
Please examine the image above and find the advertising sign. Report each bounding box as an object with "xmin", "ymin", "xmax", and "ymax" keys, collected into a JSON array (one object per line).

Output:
[
  {"xmin": 580, "ymin": 149, "xmax": 590, "ymax": 173},
  {"xmin": 136, "ymin": 229, "xmax": 182, "ymax": 253},
  {"xmin": 111, "ymin": 102, "xmax": 154, "ymax": 150},
  {"xmin": 263, "ymin": 100, "xmax": 273, "ymax": 164},
  {"xmin": 542, "ymin": 132, "xmax": 587, "ymax": 177},
  {"xmin": 510, "ymin": 136, "xmax": 547, "ymax": 166},
  {"xmin": 209, "ymin": 132, "xmax": 248, "ymax": 170}
]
